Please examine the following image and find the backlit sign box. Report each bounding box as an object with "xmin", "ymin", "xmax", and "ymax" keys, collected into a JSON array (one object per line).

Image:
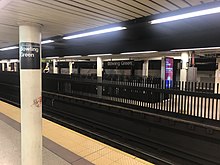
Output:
[{"xmin": 165, "ymin": 57, "xmax": 173, "ymax": 88}]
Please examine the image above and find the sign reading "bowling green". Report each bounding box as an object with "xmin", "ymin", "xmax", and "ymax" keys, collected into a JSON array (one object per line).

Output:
[
  {"xmin": 20, "ymin": 42, "xmax": 40, "ymax": 69},
  {"xmin": 103, "ymin": 60, "xmax": 134, "ymax": 69}
]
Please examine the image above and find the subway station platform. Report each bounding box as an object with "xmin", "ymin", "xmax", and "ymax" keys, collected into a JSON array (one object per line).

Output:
[{"xmin": 0, "ymin": 100, "xmax": 153, "ymax": 165}]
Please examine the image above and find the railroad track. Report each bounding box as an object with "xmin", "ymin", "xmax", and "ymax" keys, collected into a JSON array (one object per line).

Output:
[
  {"xmin": 43, "ymin": 104, "xmax": 174, "ymax": 165},
  {"xmin": 42, "ymin": 93, "xmax": 219, "ymax": 165}
]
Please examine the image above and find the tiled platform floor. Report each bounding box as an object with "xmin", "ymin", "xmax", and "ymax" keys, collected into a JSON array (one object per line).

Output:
[
  {"xmin": 0, "ymin": 100, "xmax": 154, "ymax": 165},
  {"xmin": 0, "ymin": 119, "xmax": 71, "ymax": 165}
]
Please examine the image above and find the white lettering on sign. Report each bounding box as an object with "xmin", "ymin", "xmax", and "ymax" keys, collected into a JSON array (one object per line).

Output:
[
  {"xmin": 20, "ymin": 47, "xmax": 39, "ymax": 53},
  {"xmin": 20, "ymin": 46, "xmax": 39, "ymax": 58},
  {"xmin": 107, "ymin": 61, "xmax": 120, "ymax": 67},
  {"xmin": 107, "ymin": 61, "xmax": 133, "ymax": 67},
  {"xmin": 20, "ymin": 42, "xmax": 40, "ymax": 69},
  {"xmin": 121, "ymin": 61, "xmax": 132, "ymax": 66},
  {"xmin": 21, "ymin": 53, "xmax": 35, "ymax": 58}
]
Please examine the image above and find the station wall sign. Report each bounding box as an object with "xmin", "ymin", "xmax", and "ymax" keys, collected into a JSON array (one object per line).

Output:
[
  {"xmin": 104, "ymin": 60, "xmax": 134, "ymax": 69},
  {"xmin": 20, "ymin": 42, "xmax": 40, "ymax": 69}
]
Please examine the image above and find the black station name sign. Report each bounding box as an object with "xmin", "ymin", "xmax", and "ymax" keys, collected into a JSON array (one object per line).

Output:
[
  {"xmin": 20, "ymin": 42, "xmax": 40, "ymax": 69},
  {"xmin": 104, "ymin": 60, "xmax": 134, "ymax": 69}
]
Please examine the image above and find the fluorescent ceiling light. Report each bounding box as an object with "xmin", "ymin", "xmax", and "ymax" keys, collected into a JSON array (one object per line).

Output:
[
  {"xmin": 171, "ymin": 47, "xmax": 220, "ymax": 52},
  {"xmin": 150, "ymin": 6, "xmax": 220, "ymax": 24},
  {"xmin": 41, "ymin": 40, "xmax": 54, "ymax": 44},
  {"xmin": 77, "ymin": 60, "xmax": 87, "ymax": 62},
  {"xmin": 63, "ymin": 55, "xmax": 82, "ymax": 58},
  {"xmin": 120, "ymin": 51, "xmax": 158, "ymax": 55},
  {"xmin": 148, "ymin": 57, "xmax": 162, "ymax": 60},
  {"xmin": 88, "ymin": 53, "xmax": 112, "ymax": 57},
  {"xmin": 111, "ymin": 58, "xmax": 130, "ymax": 61},
  {"xmin": 45, "ymin": 56, "xmax": 59, "ymax": 59},
  {"xmin": 10, "ymin": 59, "xmax": 19, "ymax": 62},
  {"xmin": 0, "ymin": 46, "xmax": 18, "ymax": 51},
  {"xmin": 104, "ymin": 58, "xmax": 130, "ymax": 61},
  {"xmin": 57, "ymin": 59, "xmax": 67, "ymax": 62},
  {"xmin": 63, "ymin": 26, "xmax": 127, "ymax": 40},
  {"xmin": 0, "ymin": 60, "xmax": 8, "ymax": 63}
]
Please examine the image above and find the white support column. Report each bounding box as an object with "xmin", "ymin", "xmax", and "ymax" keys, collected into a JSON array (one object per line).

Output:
[
  {"xmin": 19, "ymin": 23, "xmax": 42, "ymax": 165},
  {"xmin": 97, "ymin": 57, "xmax": 103, "ymax": 98},
  {"xmin": 14, "ymin": 62, "xmax": 18, "ymax": 72},
  {"xmin": 97, "ymin": 57, "xmax": 102, "ymax": 78},
  {"xmin": 214, "ymin": 58, "xmax": 220, "ymax": 120},
  {"xmin": 1, "ymin": 63, "xmax": 4, "ymax": 71},
  {"xmin": 215, "ymin": 58, "xmax": 220, "ymax": 93},
  {"xmin": 161, "ymin": 57, "xmax": 165, "ymax": 81},
  {"xmin": 180, "ymin": 52, "xmax": 189, "ymax": 82},
  {"xmin": 69, "ymin": 61, "xmax": 73, "ymax": 75},
  {"xmin": 187, "ymin": 51, "xmax": 197, "ymax": 82},
  {"xmin": 142, "ymin": 60, "xmax": 149, "ymax": 77},
  {"xmin": 160, "ymin": 57, "xmax": 166, "ymax": 101},
  {"xmin": 7, "ymin": 61, "xmax": 11, "ymax": 71},
  {"xmin": 53, "ymin": 59, "xmax": 58, "ymax": 74}
]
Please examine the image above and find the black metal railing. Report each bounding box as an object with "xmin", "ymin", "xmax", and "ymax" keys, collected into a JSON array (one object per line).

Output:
[
  {"xmin": 42, "ymin": 74, "xmax": 220, "ymax": 121},
  {"xmin": 71, "ymin": 73, "xmax": 161, "ymax": 83},
  {"xmin": 0, "ymin": 72, "xmax": 220, "ymax": 121}
]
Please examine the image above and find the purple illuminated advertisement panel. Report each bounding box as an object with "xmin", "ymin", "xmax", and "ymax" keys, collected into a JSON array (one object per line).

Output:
[{"xmin": 165, "ymin": 57, "xmax": 173, "ymax": 88}]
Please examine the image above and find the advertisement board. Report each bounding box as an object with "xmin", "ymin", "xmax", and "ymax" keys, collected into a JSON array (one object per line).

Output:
[{"xmin": 165, "ymin": 57, "xmax": 174, "ymax": 88}]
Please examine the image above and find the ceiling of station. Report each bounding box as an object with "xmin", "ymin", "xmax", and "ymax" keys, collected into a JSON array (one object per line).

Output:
[{"xmin": 0, "ymin": 0, "xmax": 218, "ymax": 48}]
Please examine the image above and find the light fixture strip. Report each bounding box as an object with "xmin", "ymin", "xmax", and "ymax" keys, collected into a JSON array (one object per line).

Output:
[
  {"xmin": 171, "ymin": 47, "xmax": 220, "ymax": 52},
  {"xmin": 63, "ymin": 55, "xmax": 82, "ymax": 58},
  {"xmin": 120, "ymin": 51, "xmax": 158, "ymax": 55},
  {"xmin": 0, "ymin": 60, "xmax": 8, "ymax": 63},
  {"xmin": 104, "ymin": 58, "xmax": 130, "ymax": 61},
  {"xmin": 10, "ymin": 59, "xmax": 19, "ymax": 62},
  {"xmin": 88, "ymin": 53, "xmax": 112, "ymax": 57},
  {"xmin": 41, "ymin": 40, "xmax": 54, "ymax": 44},
  {"xmin": 150, "ymin": 6, "xmax": 220, "ymax": 24},
  {"xmin": 45, "ymin": 56, "xmax": 59, "ymax": 59},
  {"xmin": 0, "ymin": 46, "xmax": 19, "ymax": 51},
  {"xmin": 63, "ymin": 26, "xmax": 127, "ymax": 40}
]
